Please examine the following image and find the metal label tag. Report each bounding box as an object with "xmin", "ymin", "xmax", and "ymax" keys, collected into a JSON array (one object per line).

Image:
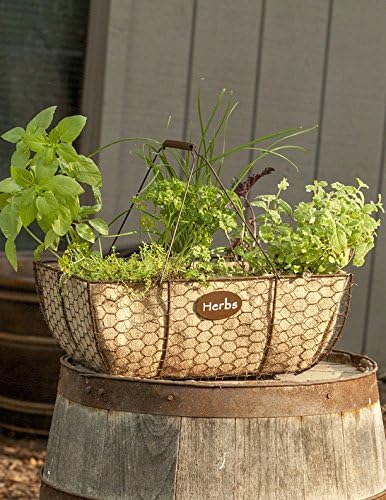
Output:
[{"xmin": 195, "ymin": 290, "xmax": 242, "ymax": 320}]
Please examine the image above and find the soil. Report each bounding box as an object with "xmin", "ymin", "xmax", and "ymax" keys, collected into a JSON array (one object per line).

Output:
[
  {"xmin": 0, "ymin": 383, "xmax": 385, "ymax": 499},
  {"xmin": 0, "ymin": 430, "xmax": 46, "ymax": 499}
]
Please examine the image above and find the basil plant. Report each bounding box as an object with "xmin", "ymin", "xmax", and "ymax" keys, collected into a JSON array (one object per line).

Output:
[{"xmin": 0, "ymin": 107, "xmax": 108, "ymax": 270}]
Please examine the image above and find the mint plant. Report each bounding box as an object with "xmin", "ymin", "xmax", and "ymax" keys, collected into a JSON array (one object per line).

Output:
[
  {"xmin": 0, "ymin": 107, "xmax": 108, "ymax": 270},
  {"xmin": 234, "ymin": 178, "xmax": 383, "ymax": 274}
]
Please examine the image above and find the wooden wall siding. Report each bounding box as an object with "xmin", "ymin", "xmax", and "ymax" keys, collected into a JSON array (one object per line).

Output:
[
  {"xmin": 315, "ymin": 0, "xmax": 386, "ymax": 358},
  {"xmin": 365, "ymin": 110, "xmax": 386, "ymax": 374},
  {"xmin": 186, "ymin": 0, "xmax": 264, "ymax": 185},
  {"xmin": 80, "ymin": 0, "xmax": 110, "ymax": 166},
  {"xmin": 252, "ymin": 0, "xmax": 330, "ymax": 204},
  {"xmin": 84, "ymin": 0, "xmax": 386, "ymax": 368},
  {"xmin": 92, "ymin": 0, "xmax": 195, "ymax": 227}
]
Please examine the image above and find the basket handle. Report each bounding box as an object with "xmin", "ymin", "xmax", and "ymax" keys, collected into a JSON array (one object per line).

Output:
[{"xmin": 162, "ymin": 139, "xmax": 194, "ymax": 151}]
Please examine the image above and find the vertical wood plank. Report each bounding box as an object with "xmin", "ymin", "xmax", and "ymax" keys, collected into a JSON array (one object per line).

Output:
[
  {"xmin": 79, "ymin": 0, "xmax": 386, "ymax": 367},
  {"xmin": 341, "ymin": 403, "xmax": 386, "ymax": 498},
  {"xmin": 235, "ymin": 416, "xmax": 305, "ymax": 499},
  {"xmin": 80, "ymin": 0, "xmax": 111, "ymax": 159},
  {"xmin": 186, "ymin": 0, "xmax": 264, "ymax": 184},
  {"xmin": 43, "ymin": 395, "xmax": 109, "ymax": 498},
  {"xmin": 301, "ymin": 413, "xmax": 348, "ymax": 499},
  {"xmin": 253, "ymin": 0, "xmax": 330, "ymax": 203},
  {"xmin": 363, "ymin": 107, "xmax": 386, "ymax": 372},
  {"xmin": 98, "ymin": 0, "xmax": 194, "ymax": 229},
  {"xmin": 100, "ymin": 411, "xmax": 181, "ymax": 500},
  {"xmin": 315, "ymin": 0, "xmax": 386, "ymax": 353},
  {"xmin": 43, "ymin": 396, "xmax": 181, "ymax": 499},
  {"xmin": 175, "ymin": 417, "xmax": 236, "ymax": 500},
  {"xmin": 42, "ymin": 394, "xmax": 67, "ymax": 482}
]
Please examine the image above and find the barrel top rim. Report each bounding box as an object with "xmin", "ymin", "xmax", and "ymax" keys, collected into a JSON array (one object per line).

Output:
[
  {"xmin": 60, "ymin": 350, "xmax": 377, "ymax": 388},
  {"xmin": 58, "ymin": 351, "xmax": 379, "ymax": 418}
]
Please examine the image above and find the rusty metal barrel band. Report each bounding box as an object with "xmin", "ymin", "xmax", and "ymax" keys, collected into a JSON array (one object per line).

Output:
[
  {"xmin": 57, "ymin": 352, "xmax": 379, "ymax": 418},
  {"xmin": 40, "ymin": 475, "xmax": 95, "ymax": 499}
]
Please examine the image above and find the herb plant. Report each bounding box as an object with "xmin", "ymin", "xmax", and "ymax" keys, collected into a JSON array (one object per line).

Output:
[
  {"xmin": 0, "ymin": 91, "xmax": 382, "ymax": 283},
  {"xmin": 238, "ymin": 178, "xmax": 383, "ymax": 274},
  {"xmin": 0, "ymin": 107, "xmax": 108, "ymax": 270},
  {"xmin": 131, "ymin": 90, "xmax": 315, "ymax": 277},
  {"xmin": 134, "ymin": 179, "xmax": 239, "ymax": 257}
]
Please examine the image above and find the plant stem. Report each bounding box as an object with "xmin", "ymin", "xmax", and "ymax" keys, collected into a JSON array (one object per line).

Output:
[
  {"xmin": 24, "ymin": 227, "xmax": 60, "ymax": 260},
  {"xmin": 88, "ymin": 137, "xmax": 160, "ymax": 158}
]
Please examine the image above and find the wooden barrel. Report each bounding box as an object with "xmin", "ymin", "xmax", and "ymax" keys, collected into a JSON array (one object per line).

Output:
[
  {"xmin": 40, "ymin": 351, "xmax": 386, "ymax": 499},
  {"xmin": 0, "ymin": 253, "xmax": 62, "ymax": 434}
]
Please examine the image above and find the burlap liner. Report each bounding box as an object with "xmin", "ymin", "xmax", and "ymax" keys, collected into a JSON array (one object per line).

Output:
[{"xmin": 34, "ymin": 262, "xmax": 351, "ymax": 379}]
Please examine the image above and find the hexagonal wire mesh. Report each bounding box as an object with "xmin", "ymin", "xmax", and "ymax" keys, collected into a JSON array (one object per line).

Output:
[{"xmin": 34, "ymin": 262, "xmax": 352, "ymax": 380}]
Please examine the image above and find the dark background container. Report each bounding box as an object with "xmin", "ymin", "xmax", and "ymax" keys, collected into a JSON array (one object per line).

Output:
[{"xmin": 0, "ymin": 253, "xmax": 62, "ymax": 434}]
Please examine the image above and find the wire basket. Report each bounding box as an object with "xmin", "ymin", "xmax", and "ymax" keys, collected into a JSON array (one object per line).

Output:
[
  {"xmin": 34, "ymin": 140, "xmax": 353, "ymax": 380},
  {"xmin": 34, "ymin": 261, "xmax": 352, "ymax": 379}
]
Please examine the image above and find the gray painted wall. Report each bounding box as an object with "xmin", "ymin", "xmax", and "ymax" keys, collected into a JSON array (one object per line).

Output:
[{"xmin": 82, "ymin": 0, "xmax": 386, "ymax": 371}]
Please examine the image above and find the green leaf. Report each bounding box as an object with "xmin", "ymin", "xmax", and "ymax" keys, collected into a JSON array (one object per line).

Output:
[
  {"xmin": 35, "ymin": 158, "xmax": 58, "ymax": 182},
  {"xmin": 277, "ymin": 199, "xmax": 292, "ymax": 216},
  {"xmin": 101, "ymin": 231, "xmax": 135, "ymax": 238},
  {"xmin": 11, "ymin": 143, "xmax": 30, "ymax": 168},
  {"xmin": 42, "ymin": 145, "xmax": 56, "ymax": 162},
  {"xmin": 72, "ymin": 156, "xmax": 102, "ymax": 187},
  {"xmin": 92, "ymin": 186, "xmax": 102, "ymax": 205},
  {"xmin": 57, "ymin": 143, "xmax": 78, "ymax": 162},
  {"xmin": 0, "ymin": 193, "xmax": 11, "ymax": 209},
  {"xmin": 56, "ymin": 115, "xmax": 87, "ymax": 143},
  {"xmin": 0, "ymin": 204, "xmax": 22, "ymax": 239},
  {"xmin": 26, "ymin": 106, "xmax": 57, "ymax": 133},
  {"xmin": 11, "ymin": 166, "xmax": 34, "ymax": 188},
  {"xmin": 5, "ymin": 239, "xmax": 17, "ymax": 271},
  {"xmin": 23, "ymin": 133, "xmax": 47, "ymax": 153},
  {"xmin": 48, "ymin": 128, "xmax": 60, "ymax": 144},
  {"xmin": 52, "ymin": 206, "xmax": 72, "ymax": 236},
  {"xmin": 18, "ymin": 188, "xmax": 37, "ymax": 226},
  {"xmin": 44, "ymin": 229, "xmax": 59, "ymax": 250},
  {"xmin": 1, "ymin": 127, "xmax": 25, "ymax": 143},
  {"xmin": 278, "ymin": 178, "xmax": 289, "ymax": 191},
  {"xmin": 42, "ymin": 175, "xmax": 84, "ymax": 196},
  {"xmin": 34, "ymin": 242, "xmax": 45, "ymax": 261},
  {"xmin": 259, "ymin": 224, "xmax": 273, "ymax": 243},
  {"xmin": 79, "ymin": 204, "xmax": 101, "ymax": 217},
  {"xmin": 89, "ymin": 217, "xmax": 109, "ymax": 235},
  {"xmin": 61, "ymin": 195, "xmax": 80, "ymax": 220},
  {"xmin": 75, "ymin": 223, "xmax": 95, "ymax": 243},
  {"xmin": 0, "ymin": 178, "xmax": 21, "ymax": 193},
  {"xmin": 36, "ymin": 192, "xmax": 59, "ymax": 223},
  {"xmin": 356, "ymin": 178, "xmax": 369, "ymax": 190},
  {"xmin": 251, "ymin": 199, "xmax": 268, "ymax": 209}
]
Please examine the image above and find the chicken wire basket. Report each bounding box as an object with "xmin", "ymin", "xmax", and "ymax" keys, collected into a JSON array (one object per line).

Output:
[
  {"xmin": 34, "ymin": 140, "xmax": 353, "ymax": 380},
  {"xmin": 34, "ymin": 261, "xmax": 352, "ymax": 379}
]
